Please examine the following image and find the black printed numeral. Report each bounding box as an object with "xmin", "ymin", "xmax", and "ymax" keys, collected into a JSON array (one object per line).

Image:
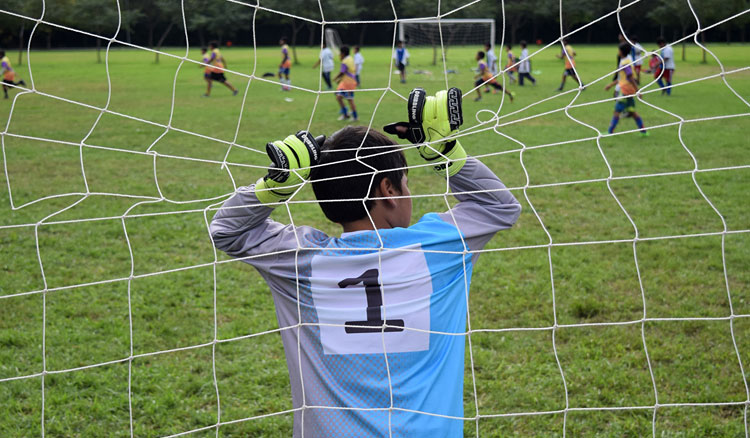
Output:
[{"xmin": 338, "ymin": 269, "xmax": 405, "ymax": 334}]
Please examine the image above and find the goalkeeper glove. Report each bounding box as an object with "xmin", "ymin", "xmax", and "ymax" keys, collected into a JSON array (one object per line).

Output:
[
  {"xmin": 383, "ymin": 87, "xmax": 467, "ymax": 176},
  {"xmin": 255, "ymin": 131, "xmax": 324, "ymax": 205}
]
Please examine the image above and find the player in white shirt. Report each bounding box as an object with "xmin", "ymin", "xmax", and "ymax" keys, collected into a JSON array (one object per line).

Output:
[
  {"xmin": 312, "ymin": 41, "xmax": 335, "ymax": 90},
  {"xmin": 517, "ymin": 40, "xmax": 536, "ymax": 86},
  {"xmin": 393, "ymin": 41, "xmax": 409, "ymax": 84},
  {"xmin": 630, "ymin": 35, "xmax": 646, "ymax": 84},
  {"xmin": 353, "ymin": 46, "xmax": 364, "ymax": 87},
  {"xmin": 483, "ymin": 43, "xmax": 499, "ymax": 91},
  {"xmin": 657, "ymin": 37, "xmax": 674, "ymax": 95}
]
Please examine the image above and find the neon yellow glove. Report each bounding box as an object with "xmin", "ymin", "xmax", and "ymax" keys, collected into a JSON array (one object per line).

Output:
[
  {"xmin": 384, "ymin": 87, "xmax": 467, "ymax": 175},
  {"xmin": 255, "ymin": 131, "xmax": 324, "ymax": 205}
]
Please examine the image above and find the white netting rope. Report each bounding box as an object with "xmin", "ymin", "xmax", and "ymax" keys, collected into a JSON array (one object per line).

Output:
[{"xmin": 0, "ymin": 0, "xmax": 749, "ymax": 436}]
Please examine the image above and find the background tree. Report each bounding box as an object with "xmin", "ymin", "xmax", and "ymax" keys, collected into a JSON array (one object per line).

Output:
[{"xmin": 73, "ymin": 0, "xmax": 140, "ymax": 63}]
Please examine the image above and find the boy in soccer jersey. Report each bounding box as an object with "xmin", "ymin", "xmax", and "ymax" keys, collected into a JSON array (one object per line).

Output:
[
  {"xmin": 199, "ymin": 48, "xmax": 212, "ymax": 95},
  {"xmin": 279, "ymin": 37, "xmax": 292, "ymax": 91},
  {"xmin": 1, "ymin": 50, "xmax": 26, "ymax": 99},
  {"xmin": 504, "ymin": 44, "xmax": 517, "ymax": 84},
  {"xmin": 334, "ymin": 46, "xmax": 358, "ymax": 121},
  {"xmin": 312, "ymin": 41, "xmax": 334, "ymax": 90},
  {"xmin": 517, "ymin": 41, "xmax": 536, "ymax": 86},
  {"xmin": 483, "ymin": 43, "xmax": 499, "ymax": 91},
  {"xmin": 209, "ymin": 87, "xmax": 521, "ymax": 437},
  {"xmin": 656, "ymin": 37, "xmax": 674, "ymax": 95},
  {"xmin": 204, "ymin": 42, "xmax": 238, "ymax": 97},
  {"xmin": 630, "ymin": 35, "xmax": 646, "ymax": 84},
  {"xmin": 474, "ymin": 51, "xmax": 514, "ymax": 102},
  {"xmin": 353, "ymin": 46, "xmax": 365, "ymax": 87},
  {"xmin": 604, "ymin": 43, "xmax": 648, "ymax": 136},
  {"xmin": 393, "ymin": 41, "xmax": 409, "ymax": 84},
  {"xmin": 556, "ymin": 38, "xmax": 584, "ymax": 91},
  {"xmin": 646, "ymin": 53, "xmax": 665, "ymax": 89}
]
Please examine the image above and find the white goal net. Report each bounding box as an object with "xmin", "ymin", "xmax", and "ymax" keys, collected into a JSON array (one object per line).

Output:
[{"xmin": 1, "ymin": 0, "xmax": 750, "ymax": 436}]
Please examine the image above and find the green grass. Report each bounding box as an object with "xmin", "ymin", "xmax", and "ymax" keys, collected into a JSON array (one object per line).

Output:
[{"xmin": 1, "ymin": 42, "xmax": 749, "ymax": 437}]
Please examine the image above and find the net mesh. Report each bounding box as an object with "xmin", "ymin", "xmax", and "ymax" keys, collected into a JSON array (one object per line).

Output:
[{"xmin": 1, "ymin": 0, "xmax": 750, "ymax": 436}]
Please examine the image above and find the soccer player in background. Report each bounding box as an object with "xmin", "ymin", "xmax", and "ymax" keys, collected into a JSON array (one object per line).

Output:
[
  {"xmin": 334, "ymin": 46, "xmax": 358, "ymax": 121},
  {"xmin": 604, "ymin": 43, "xmax": 648, "ymax": 136},
  {"xmin": 657, "ymin": 37, "xmax": 674, "ymax": 95},
  {"xmin": 646, "ymin": 53, "xmax": 665, "ymax": 89},
  {"xmin": 210, "ymin": 87, "xmax": 521, "ymax": 438},
  {"xmin": 483, "ymin": 42, "xmax": 499, "ymax": 91},
  {"xmin": 199, "ymin": 48, "xmax": 212, "ymax": 95},
  {"xmin": 312, "ymin": 41, "xmax": 334, "ymax": 90},
  {"xmin": 279, "ymin": 37, "xmax": 292, "ymax": 91},
  {"xmin": 353, "ymin": 46, "xmax": 364, "ymax": 87},
  {"xmin": 517, "ymin": 40, "xmax": 536, "ymax": 86},
  {"xmin": 504, "ymin": 44, "xmax": 517, "ymax": 84},
  {"xmin": 474, "ymin": 51, "xmax": 514, "ymax": 102},
  {"xmin": 393, "ymin": 41, "xmax": 409, "ymax": 84},
  {"xmin": 1, "ymin": 50, "xmax": 26, "ymax": 99},
  {"xmin": 556, "ymin": 38, "xmax": 584, "ymax": 91},
  {"xmin": 204, "ymin": 42, "xmax": 238, "ymax": 97},
  {"xmin": 630, "ymin": 35, "xmax": 646, "ymax": 84}
]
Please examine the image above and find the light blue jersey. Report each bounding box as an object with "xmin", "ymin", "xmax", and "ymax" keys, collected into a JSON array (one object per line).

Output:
[{"xmin": 210, "ymin": 158, "xmax": 521, "ymax": 437}]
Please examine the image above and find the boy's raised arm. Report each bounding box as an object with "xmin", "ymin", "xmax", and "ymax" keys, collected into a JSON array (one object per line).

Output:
[
  {"xmin": 438, "ymin": 157, "xmax": 521, "ymax": 253},
  {"xmin": 384, "ymin": 87, "xmax": 521, "ymax": 253},
  {"xmin": 209, "ymin": 131, "xmax": 323, "ymax": 259}
]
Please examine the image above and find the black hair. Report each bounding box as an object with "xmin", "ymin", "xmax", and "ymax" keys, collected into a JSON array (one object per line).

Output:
[
  {"xmin": 354, "ymin": 45, "xmax": 360, "ymax": 51},
  {"xmin": 340, "ymin": 46, "xmax": 350, "ymax": 56},
  {"xmin": 311, "ymin": 126, "xmax": 407, "ymax": 224},
  {"xmin": 477, "ymin": 51, "xmax": 485, "ymax": 59},
  {"xmin": 280, "ymin": 36, "xmax": 288, "ymax": 44},
  {"xmin": 0, "ymin": 50, "xmax": 5, "ymax": 58},
  {"xmin": 656, "ymin": 36, "xmax": 666, "ymax": 45},
  {"xmin": 520, "ymin": 40, "xmax": 527, "ymax": 47},
  {"xmin": 484, "ymin": 42, "xmax": 491, "ymax": 48},
  {"xmin": 200, "ymin": 47, "xmax": 207, "ymax": 52},
  {"xmin": 631, "ymin": 34, "xmax": 639, "ymax": 42},
  {"xmin": 618, "ymin": 42, "xmax": 631, "ymax": 57},
  {"xmin": 208, "ymin": 41, "xmax": 218, "ymax": 49}
]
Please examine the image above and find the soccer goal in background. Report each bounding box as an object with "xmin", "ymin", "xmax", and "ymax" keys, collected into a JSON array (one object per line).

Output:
[
  {"xmin": 324, "ymin": 27, "xmax": 342, "ymax": 55},
  {"xmin": 399, "ymin": 18, "xmax": 496, "ymax": 65}
]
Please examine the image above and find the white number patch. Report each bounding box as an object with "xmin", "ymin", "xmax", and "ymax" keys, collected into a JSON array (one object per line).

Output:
[{"xmin": 310, "ymin": 245, "xmax": 432, "ymax": 355}]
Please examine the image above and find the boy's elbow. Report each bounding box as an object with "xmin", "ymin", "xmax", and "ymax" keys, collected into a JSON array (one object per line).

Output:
[
  {"xmin": 208, "ymin": 220, "xmax": 234, "ymax": 252},
  {"xmin": 509, "ymin": 202, "xmax": 522, "ymax": 225}
]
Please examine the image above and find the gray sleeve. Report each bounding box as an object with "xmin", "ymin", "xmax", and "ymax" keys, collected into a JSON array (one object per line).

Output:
[
  {"xmin": 209, "ymin": 184, "xmax": 305, "ymax": 274},
  {"xmin": 437, "ymin": 157, "xmax": 521, "ymax": 253}
]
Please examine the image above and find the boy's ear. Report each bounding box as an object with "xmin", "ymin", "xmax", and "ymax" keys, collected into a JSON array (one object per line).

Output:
[{"xmin": 377, "ymin": 178, "xmax": 399, "ymax": 209}]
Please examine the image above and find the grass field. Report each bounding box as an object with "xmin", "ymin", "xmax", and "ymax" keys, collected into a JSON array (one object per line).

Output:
[{"xmin": 1, "ymin": 42, "xmax": 749, "ymax": 437}]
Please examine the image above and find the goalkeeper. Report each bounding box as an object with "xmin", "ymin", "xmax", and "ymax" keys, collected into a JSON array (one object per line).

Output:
[{"xmin": 210, "ymin": 88, "xmax": 521, "ymax": 437}]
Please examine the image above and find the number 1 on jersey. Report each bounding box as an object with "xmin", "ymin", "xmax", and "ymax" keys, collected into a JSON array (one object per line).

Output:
[{"xmin": 338, "ymin": 269, "xmax": 405, "ymax": 334}]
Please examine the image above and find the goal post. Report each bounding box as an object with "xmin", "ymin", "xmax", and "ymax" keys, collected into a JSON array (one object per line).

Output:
[
  {"xmin": 324, "ymin": 28, "xmax": 342, "ymax": 55},
  {"xmin": 398, "ymin": 18, "xmax": 496, "ymax": 65}
]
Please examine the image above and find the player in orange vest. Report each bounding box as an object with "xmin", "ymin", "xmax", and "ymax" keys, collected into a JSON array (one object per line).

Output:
[{"xmin": 1, "ymin": 50, "xmax": 26, "ymax": 99}]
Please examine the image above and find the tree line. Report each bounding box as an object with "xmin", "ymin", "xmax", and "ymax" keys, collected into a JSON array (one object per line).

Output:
[{"xmin": 1, "ymin": 0, "xmax": 748, "ymax": 65}]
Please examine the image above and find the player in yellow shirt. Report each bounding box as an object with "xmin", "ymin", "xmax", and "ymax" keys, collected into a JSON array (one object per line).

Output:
[
  {"xmin": 473, "ymin": 51, "xmax": 514, "ymax": 102},
  {"xmin": 1, "ymin": 50, "xmax": 26, "ymax": 99},
  {"xmin": 334, "ymin": 46, "xmax": 358, "ymax": 121},
  {"xmin": 278, "ymin": 37, "xmax": 292, "ymax": 91},
  {"xmin": 556, "ymin": 38, "xmax": 584, "ymax": 91},
  {"xmin": 604, "ymin": 43, "xmax": 648, "ymax": 136},
  {"xmin": 203, "ymin": 42, "xmax": 238, "ymax": 97}
]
